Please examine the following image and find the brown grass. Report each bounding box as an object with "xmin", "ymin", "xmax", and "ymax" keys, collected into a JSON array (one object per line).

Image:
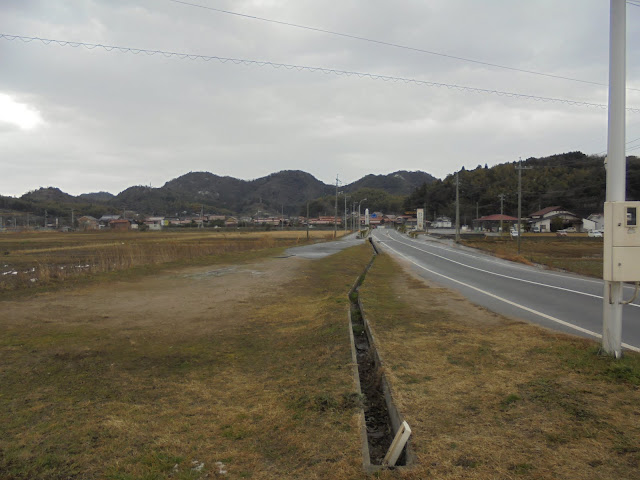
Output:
[
  {"xmin": 0, "ymin": 230, "xmax": 339, "ymax": 292},
  {"xmin": 460, "ymin": 236, "xmax": 603, "ymax": 277},
  {"xmin": 0, "ymin": 242, "xmax": 371, "ymax": 479},
  {"xmin": 359, "ymin": 252, "xmax": 640, "ymax": 479}
]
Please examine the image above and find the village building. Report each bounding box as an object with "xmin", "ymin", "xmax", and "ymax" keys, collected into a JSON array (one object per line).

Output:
[
  {"xmin": 528, "ymin": 206, "xmax": 582, "ymax": 232},
  {"xmin": 585, "ymin": 213, "xmax": 605, "ymax": 231},
  {"xmin": 109, "ymin": 219, "xmax": 131, "ymax": 231},
  {"xmin": 432, "ymin": 216, "xmax": 452, "ymax": 228},
  {"xmin": 77, "ymin": 215, "xmax": 99, "ymax": 230},
  {"xmin": 98, "ymin": 214, "xmax": 120, "ymax": 228},
  {"xmin": 473, "ymin": 214, "xmax": 519, "ymax": 232},
  {"xmin": 224, "ymin": 217, "xmax": 239, "ymax": 227},
  {"xmin": 144, "ymin": 216, "xmax": 164, "ymax": 231}
]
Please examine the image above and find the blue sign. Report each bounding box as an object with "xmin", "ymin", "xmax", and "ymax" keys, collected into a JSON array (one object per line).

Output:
[{"xmin": 371, "ymin": 214, "xmax": 377, "ymax": 218}]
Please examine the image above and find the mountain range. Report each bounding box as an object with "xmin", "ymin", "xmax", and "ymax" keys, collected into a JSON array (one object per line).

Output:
[{"xmin": 10, "ymin": 170, "xmax": 436, "ymax": 217}]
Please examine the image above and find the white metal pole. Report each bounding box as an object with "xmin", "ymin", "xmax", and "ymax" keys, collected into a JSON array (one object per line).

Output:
[
  {"xmin": 455, "ymin": 171, "xmax": 460, "ymax": 243},
  {"xmin": 603, "ymin": 0, "xmax": 626, "ymax": 358}
]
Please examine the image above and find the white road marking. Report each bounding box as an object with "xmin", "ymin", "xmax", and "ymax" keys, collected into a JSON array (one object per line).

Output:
[
  {"xmin": 379, "ymin": 231, "xmax": 639, "ymax": 309},
  {"xmin": 410, "ymin": 233, "xmax": 614, "ymax": 288},
  {"xmin": 378, "ymin": 240, "xmax": 640, "ymax": 352}
]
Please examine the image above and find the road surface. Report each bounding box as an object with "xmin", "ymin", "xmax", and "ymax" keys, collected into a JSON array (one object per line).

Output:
[{"xmin": 372, "ymin": 228, "xmax": 640, "ymax": 352}]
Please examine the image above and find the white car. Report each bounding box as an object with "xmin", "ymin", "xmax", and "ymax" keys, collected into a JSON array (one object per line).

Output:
[{"xmin": 588, "ymin": 230, "xmax": 603, "ymax": 238}]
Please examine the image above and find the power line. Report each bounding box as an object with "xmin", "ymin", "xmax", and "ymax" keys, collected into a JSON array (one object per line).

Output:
[
  {"xmin": 628, "ymin": 1, "xmax": 640, "ymax": 8},
  {"xmin": 167, "ymin": 0, "xmax": 640, "ymax": 92},
  {"xmin": 3, "ymin": 33, "xmax": 640, "ymax": 114},
  {"xmin": 595, "ymin": 136, "xmax": 640, "ymax": 155}
]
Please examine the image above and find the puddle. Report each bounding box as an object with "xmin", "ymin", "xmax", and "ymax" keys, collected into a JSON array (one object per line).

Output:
[{"xmin": 183, "ymin": 266, "xmax": 237, "ymax": 279}]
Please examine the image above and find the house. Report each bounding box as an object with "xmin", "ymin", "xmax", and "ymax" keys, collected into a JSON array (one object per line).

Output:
[
  {"xmin": 528, "ymin": 206, "xmax": 582, "ymax": 233},
  {"xmin": 310, "ymin": 216, "xmax": 339, "ymax": 226},
  {"xmin": 433, "ymin": 216, "xmax": 452, "ymax": 228},
  {"xmin": 473, "ymin": 214, "xmax": 518, "ymax": 232},
  {"xmin": 586, "ymin": 213, "xmax": 605, "ymax": 231},
  {"xmin": 145, "ymin": 216, "xmax": 164, "ymax": 231},
  {"xmin": 255, "ymin": 217, "xmax": 282, "ymax": 226},
  {"xmin": 98, "ymin": 214, "xmax": 121, "ymax": 228},
  {"xmin": 109, "ymin": 219, "xmax": 131, "ymax": 231},
  {"xmin": 225, "ymin": 217, "xmax": 239, "ymax": 227},
  {"xmin": 77, "ymin": 215, "xmax": 99, "ymax": 230}
]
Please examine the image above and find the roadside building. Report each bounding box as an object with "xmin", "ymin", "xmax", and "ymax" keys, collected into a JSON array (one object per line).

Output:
[
  {"xmin": 77, "ymin": 215, "xmax": 99, "ymax": 231},
  {"xmin": 98, "ymin": 214, "xmax": 121, "ymax": 228},
  {"xmin": 225, "ymin": 217, "xmax": 239, "ymax": 227},
  {"xmin": 109, "ymin": 219, "xmax": 131, "ymax": 231},
  {"xmin": 474, "ymin": 214, "xmax": 518, "ymax": 232},
  {"xmin": 144, "ymin": 216, "xmax": 164, "ymax": 231},
  {"xmin": 528, "ymin": 206, "xmax": 582, "ymax": 232},
  {"xmin": 433, "ymin": 216, "xmax": 452, "ymax": 228},
  {"xmin": 586, "ymin": 213, "xmax": 605, "ymax": 231}
]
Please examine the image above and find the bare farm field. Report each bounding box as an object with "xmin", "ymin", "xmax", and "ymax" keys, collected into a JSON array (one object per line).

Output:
[
  {"xmin": 0, "ymin": 230, "xmax": 339, "ymax": 294},
  {"xmin": 2, "ymin": 232, "xmax": 639, "ymax": 479},
  {"xmin": 0, "ymin": 235, "xmax": 370, "ymax": 479}
]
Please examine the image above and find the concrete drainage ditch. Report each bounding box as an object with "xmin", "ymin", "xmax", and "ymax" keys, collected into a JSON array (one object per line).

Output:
[{"xmin": 348, "ymin": 238, "xmax": 414, "ymax": 472}]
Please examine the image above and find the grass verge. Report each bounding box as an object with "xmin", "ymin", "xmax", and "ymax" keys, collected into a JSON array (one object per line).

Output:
[
  {"xmin": 460, "ymin": 236, "xmax": 603, "ymax": 277},
  {"xmin": 0, "ymin": 243, "xmax": 372, "ymax": 479},
  {"xmin": 359, "ymin": 251, "xmax": 640, "ymax": 479}
]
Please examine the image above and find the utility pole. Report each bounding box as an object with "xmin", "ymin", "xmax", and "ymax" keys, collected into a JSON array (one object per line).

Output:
[
  {"xmin": 200, "ymin": 205, "xmax": 204, "ymax": 229},
  {"xmin": 70, "ymin": 209, "xmax": 74, "ymax": 230},
  {"xmin": 306, "ymin": 202, "xmax": 310, "ymax": 240},
  {"xmin": 44, "ymin": 209, "xmax": 47, "ymax": 228},
  {"xmin": 424, "ymin": 201, "xmax": 428, "ymax": 233},
  {"xmin": 498, "ymin": 194, "xmax": 506, "ymax": 233},
  {"xmin": 455, "ymin": 171, "xmax": 460, "ymax": 243},
  {"xmin": 351, "ymin": 202, "xmax": 355, "ymax": 232},
  {"xmin": 603, "ymin": 0, "xmax": 626, "ymax": 358},
  {"xmin": 281, "ymin": 204, "xmax": 284, "ymax": 231},
  {"xmin": 358, "ymin": 198, "xmax": 367, "ymax": 234},
  {"xmin": 334, "ymin": 174, "xmax": 339, "ymax": 239},
  {"xmin": 516, "ymin": 159, "xmax": 533, "ymax": 254},
  {"xmin": 344, "ymin": 194, "xmax": 348, "ymax": 233}
]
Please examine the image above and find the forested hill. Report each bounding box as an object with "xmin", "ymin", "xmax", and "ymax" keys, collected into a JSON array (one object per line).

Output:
[
  {"xmin": 404, "ymin": 152, "xmax": 640, "ymax": 221},
  {"xmin": 1, "ymin": 169, "xmax": 433, "ymax": 219}
]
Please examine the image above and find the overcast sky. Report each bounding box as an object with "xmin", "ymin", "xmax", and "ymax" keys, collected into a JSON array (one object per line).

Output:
[{"xmin": 1, "ymin": 0, "xmax": 639, "ymax": 197}]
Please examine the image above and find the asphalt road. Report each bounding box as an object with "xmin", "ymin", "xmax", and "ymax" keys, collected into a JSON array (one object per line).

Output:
[
  {"xmin": 285, "ymin": 233, "xmax": 364, "ymax": 259},
  {"xmin": 372, "ymin": 228, "xmax": 640, "ymax": 352}
]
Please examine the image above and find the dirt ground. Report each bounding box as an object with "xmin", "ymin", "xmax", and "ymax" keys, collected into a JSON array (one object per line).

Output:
[{"xmin": 1, "ymin": 245, "xmax": 373, "ymax": 479}]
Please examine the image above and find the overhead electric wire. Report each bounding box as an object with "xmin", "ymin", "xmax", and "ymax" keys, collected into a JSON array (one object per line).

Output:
[
  {"xmin": 3, "ymin": 33, "xmax": 640, "ymax": 114},
  {"xmin": 595, "ymin": 136, "xmax": 640, "ymax": 155},
  {"xmin": 167, "ymin": 0, "xmax": 640, "ymax": 92}
]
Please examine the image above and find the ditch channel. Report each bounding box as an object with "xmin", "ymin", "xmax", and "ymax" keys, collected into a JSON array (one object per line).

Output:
[{"xmin": 348, "ymin": 237, "xmax": 414, "ymax": 472}]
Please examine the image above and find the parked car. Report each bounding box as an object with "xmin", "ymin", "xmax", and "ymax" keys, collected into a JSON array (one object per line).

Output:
[
  {"xmin": 565, "ymin": 227, "xmax": 577, "ymax": 233},
  {"xmin": 588, "ymin": 230, "xmax": 603, "ymax": 238},
  {"xmin": 556, "ymin": 230, "xmax": 568, "ymax": 237}
]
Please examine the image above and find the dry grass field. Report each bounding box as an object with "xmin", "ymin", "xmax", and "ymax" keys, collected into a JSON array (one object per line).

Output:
[
  {"xmin": 460, "ymin": 235, "xmax": 604, "ymax": 277},
  {"xmin": 0, "ymin": 230, "xmax": 340, "ymax": 294},
  {"xmin": 359, "ymin": 252, "xmax": 640, "ymax": 480},
  {"xmin": 0, "ymin": 240, "xmax": 371, "ymax": 479},
  {"xmin": 2, "ymin": 231, "xmax": 639, "ymax": 479}
]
